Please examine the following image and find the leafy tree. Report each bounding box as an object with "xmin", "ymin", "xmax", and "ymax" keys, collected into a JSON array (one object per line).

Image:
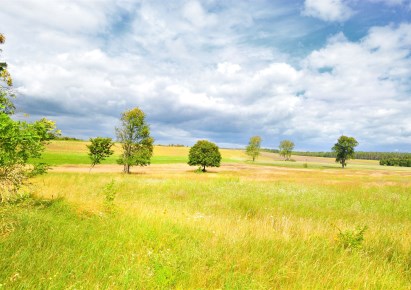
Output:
[
  {"xmin": 87, "ymin": 137, "xmax": 114, "ymax": 172},
  {"xmin": 279, "ymin": 140, "xmax": 295, "ymax": 161},
  {"xmin": 116, "ymin": 108, "xmax": 154, "ymax": 174},
  {"xmin": 332, "ymin": 135, "xmax": 359, "ymax": 168},
  {"xmin": 0, "ymin": 33, "xmax": 59, "ymax": 201},
  {"xmin": 0, "ymin": 113, "xmax": 58, "ymax": 201},
  {"xmin": 246, "ymin": 136, "xmax": 262, "ymax": 162},
  {"xmin": 188, "ymin": 140, "xmax": 221, "ymax": 172},
  {"xmin": 0, "ymin": 33, "xmax": 14, "ymax": 115}
]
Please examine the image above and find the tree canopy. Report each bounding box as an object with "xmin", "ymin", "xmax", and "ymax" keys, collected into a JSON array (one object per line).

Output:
[
  {"xmin": 116, "ymin": 107, "xmax": 154, "ymax": 174},
  {"xmin": 246, "ymin": 136, "xmax": 262, "ymax": 162},
  {"xmin": 332, "ymin": 135, "xmax": 359, "ymax": 168},
  {"xmin": 188, "ymin": 140, "xmax": 221, "ymax": 172},
  {"xmin": 279, "ymin": 140, "xmax": 295, "ymax": 161},
  {"xmin": 87, "ymin": 137, "xmax": 114, "ymax": 172}
]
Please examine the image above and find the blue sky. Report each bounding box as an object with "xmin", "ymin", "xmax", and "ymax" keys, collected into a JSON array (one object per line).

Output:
[{"xmin": 1, "ymin": 0, "xmax": 411, "ymax": 151}]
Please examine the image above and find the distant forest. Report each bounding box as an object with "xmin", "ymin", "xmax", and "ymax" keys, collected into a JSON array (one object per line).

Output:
[{"xmin": 263, "ymin": 149, "xmax": 411, "ymax": 161}]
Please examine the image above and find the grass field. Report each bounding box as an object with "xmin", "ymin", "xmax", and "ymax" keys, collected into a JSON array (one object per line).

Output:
[{"xmin": 2, "ymin": 141, "xmax": 411, "ymax": 288}]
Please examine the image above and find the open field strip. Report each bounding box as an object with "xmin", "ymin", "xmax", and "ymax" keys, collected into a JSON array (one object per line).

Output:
[
  {"xmin": 36, "ymin": 141, "xmax": 403, "ymax": 172},
  {"xmin": 2, "ymin": 141, "xmax": 411, "ymax": 288}
]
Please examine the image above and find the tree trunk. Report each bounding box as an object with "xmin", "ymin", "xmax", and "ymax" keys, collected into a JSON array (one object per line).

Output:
[
  {"xmin": 341, "ymin": 159, "xmax": 345, "ymax": 168},
  {"xmin": 124, "ymin": 164, "xmax": 130, "ymax": 174},
  {"xmin": 253, "ymin": 156, "xmax": 255, "ymax": 162},
  {"xmin": 202, "ymin": 165, "xmax": 206, "ymax": 172}
]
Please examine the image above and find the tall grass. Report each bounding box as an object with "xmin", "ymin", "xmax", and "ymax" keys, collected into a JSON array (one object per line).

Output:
[{"xmin": 1, "ymin": 166, "xmax": 411, "ymax": 288}]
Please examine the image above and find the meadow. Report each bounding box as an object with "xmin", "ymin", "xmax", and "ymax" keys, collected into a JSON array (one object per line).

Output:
[{"xmin": 1, "ymin": 141, "xmax": 411, "ymax": 289}]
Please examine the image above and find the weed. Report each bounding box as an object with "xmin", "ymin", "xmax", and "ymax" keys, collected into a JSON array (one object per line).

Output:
[
  {"xmin": 103, "ymin": 180, "xmax": 116, "ymax": 213},
  {"xmin": 335, "ymin": 225, "xmax": 368, "ymax": 250}
]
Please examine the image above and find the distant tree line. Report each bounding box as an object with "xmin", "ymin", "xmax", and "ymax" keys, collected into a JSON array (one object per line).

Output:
[
  {"xmin": 157, "ymin": 144, "xmax": 187, "ymax": 147},
  {"xmin": 292, "ymin": 151, "xmax": 411, "ymax": 160},
  {"xmin": 54, "ymin": 136, "xmax": 83, "ymax": 141},
  {"xmin": 379, "ymin": 158, "xmax": 411, "ymax": 167}
]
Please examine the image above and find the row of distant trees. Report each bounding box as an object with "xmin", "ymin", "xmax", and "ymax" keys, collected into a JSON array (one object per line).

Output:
[
  {"xmin": 245, "ymin": 135, "xmax": 360, "ymax": 168},
  {"xmin": 292, "ymin": 151, "xmax": 411, "ymax": 160}
]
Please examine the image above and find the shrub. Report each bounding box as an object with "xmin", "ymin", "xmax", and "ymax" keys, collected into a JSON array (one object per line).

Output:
[{"xmin": 336, "ymin": 225, "xmax": 367, "ymax": 250}]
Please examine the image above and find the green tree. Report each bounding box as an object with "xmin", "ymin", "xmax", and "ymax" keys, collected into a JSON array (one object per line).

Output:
[
  {"xmin": 332, "ymin": 135, "xmax": 359, "ymax": 168},
  {"xmin": 0, "ymin": 33, "xmax": 14, "ymax": 115},
  {"xmin": 246, "ymin": 135, "xmax": 262, "ymax": 162},
  {"xmin": 87, "ymin": 137, "xmax": 114, "ymax": 172},
  {"xmin": 279, "ymin": 140, "xmax": 295, "ymax": 161},
  {"xmin": 0, "ymin": 113, "xmax": 59, "ymax": 201},
  {"xmin": 116, "ymin": 108, "xmax": 154, "ymax": 174},
  {"xmin": 0, "ymin": 33, "xmax": 59, "ymax": 201},
  {"xmin": 188, "ymin": 140, "xmax": 221, "ymax": 172}
]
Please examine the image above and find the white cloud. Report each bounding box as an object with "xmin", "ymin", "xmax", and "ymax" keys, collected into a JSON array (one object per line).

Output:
[
  {"xmin": 303, "ymin": 0, "xmax": 354, "ymax": 22},
  {"xmin": 182, "ymin": 1, "xmax": 217, "ymax": 28},
  {"xmin": 217, "ymin": 62, "xmax": 242, "ymax": 75},
  {"xmin": 1, "ymin": 1, "xmax": 411, "ymax": 150}
]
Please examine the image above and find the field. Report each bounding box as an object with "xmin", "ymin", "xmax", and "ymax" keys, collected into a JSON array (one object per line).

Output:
[{"xmin": 1, "ymin": 141, "xmax": 411, "ymax": 288}]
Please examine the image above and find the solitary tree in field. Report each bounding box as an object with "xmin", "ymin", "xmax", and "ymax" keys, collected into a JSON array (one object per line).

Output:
[
  {"xmin": 116, "ymin": 108, "xmax": 154, "ymax": 174},
  {"xmin": 0, "ymin": 33, "xmax": 59, "ymax": 201},
  {"xmin": 332, "ymin": 135, "xmax": 358, "ymax": 168},
  {"xmin": 279, "ymin": 140, "xmax": 294, "ymax": 161},
  {"xmin": 188, "ymin": 140, "xmax": 221, "ymax": 172},
  {"xmin": 246, "ymin": 136, "xmax": 262, "ymax": 162},
  {"xmin": 87, "ymin": 137, "xmax": 114, "ymax": 172}
]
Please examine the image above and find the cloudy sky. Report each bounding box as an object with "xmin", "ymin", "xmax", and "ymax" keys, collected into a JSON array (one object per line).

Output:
[{"xmin": 1, "ymin": 0, "xmax": 411, "ymax": 151}]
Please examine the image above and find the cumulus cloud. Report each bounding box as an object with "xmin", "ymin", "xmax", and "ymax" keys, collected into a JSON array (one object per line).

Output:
[
  {"xmin": 1, "ymin": 0, "xmax": 411, "ymax": 151},
  {"xmin": 303, "ymin": 0, "xmax": 354, "ymax": 22}
]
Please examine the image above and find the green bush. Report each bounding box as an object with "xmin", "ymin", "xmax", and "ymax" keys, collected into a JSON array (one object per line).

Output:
[{"xmin": 336, "ymin": 226, "xmax": 367, "ymax": 250}]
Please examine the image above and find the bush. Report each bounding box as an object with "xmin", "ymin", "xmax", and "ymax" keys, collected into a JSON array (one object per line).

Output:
[{"xmin": 336, "ymin": 225, "xmax": 367, "ymax": 250}]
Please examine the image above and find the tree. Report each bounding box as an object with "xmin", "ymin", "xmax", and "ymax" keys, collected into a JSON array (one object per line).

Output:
[
  {"xmin": 0, "ymin": 33, "xmax": 59, "ymax": 201},
  {"xmin": 116, "ymin": 108, "xmax": 154, "ymax": 174},
  {"xmin": 332, "ymin": 135, "xmax": 359, "ymax": 168},
  {"xmin": 188, "ymin": 140, "xmax": 221, "ymax": 172},
  {"xmin": 87, "ymin": 137, "xmax": 114, "ymax": 172},
  {"xmin": 279, "ymin": 140, "xmax": 294, "ymax": 161},
  {"xmin": 0, "ymin": 33, "xmax": 14, "ymax": 115},
  {"xmin": 245, "ymin": 136, "xmax": 262, "ymax": 162}
]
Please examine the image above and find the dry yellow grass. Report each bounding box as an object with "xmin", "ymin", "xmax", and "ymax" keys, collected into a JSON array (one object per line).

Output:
[{"xmin": 3, "ymin": 144, "xmax": 411, "ymax": 288}]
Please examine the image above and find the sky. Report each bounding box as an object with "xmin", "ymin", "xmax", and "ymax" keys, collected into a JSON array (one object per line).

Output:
[{"xmin": 1, "ymin": 0, "xmax": 411, "ymax": 151}]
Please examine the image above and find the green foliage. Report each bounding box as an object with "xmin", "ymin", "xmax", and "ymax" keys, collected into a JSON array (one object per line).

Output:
[
  {"xmin": 293, "ymin": 151, "xmax": 411, "ymax": 161},
  {"xmin": 87, "ymin": 137, "xmax": 114, "ymax": 171},
  {"xmin": 279, "ymin": 140, "xmax": 295, "ymax": 161},
  {"xmin": 188, "ymin": 140, "xmax": 221, "ymax": 172},
  {"xmin": 0, "ymin": 90, "xmax": 15, "ymax": 115},
  {"xmin": 332, "ymin": 135, "xmax": 359, "ymax": 168},
  {"xmin": 102, "ymin": 180, "xmax": 117, "ymax": 213},
  {"xmin": 245, "ymin": 136, "xmax": 262, "ymax": 162},
  {"xmin": 0, "ymin": 115, "xmax": 57, "ymax": 201},
  {"xmin": 380, "ymin": 158, "xmax": 411, "ymax": 167},
  {"xmin": 336, "ymin": 226, "xmax": 368, "ymax": 250},
  {"xmin": 116, "ymin": 108, "xmax": 154, "ymax": 174}
]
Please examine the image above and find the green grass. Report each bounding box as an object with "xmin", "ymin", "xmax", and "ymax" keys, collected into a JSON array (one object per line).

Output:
[
  {"xmin": 1, "ymin": 168, "xmax": 411, "ymax": 289},
  {"xmin": 32, "ymin": 152, "xmax": 240, "ymax": 166},
  {"xmin": 31, "ymin": 152, "xmax": 189, "ymax": 165},
  {"xmin": 3, "ymin": 141, "xmax": 411, "ymax": 288}
]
